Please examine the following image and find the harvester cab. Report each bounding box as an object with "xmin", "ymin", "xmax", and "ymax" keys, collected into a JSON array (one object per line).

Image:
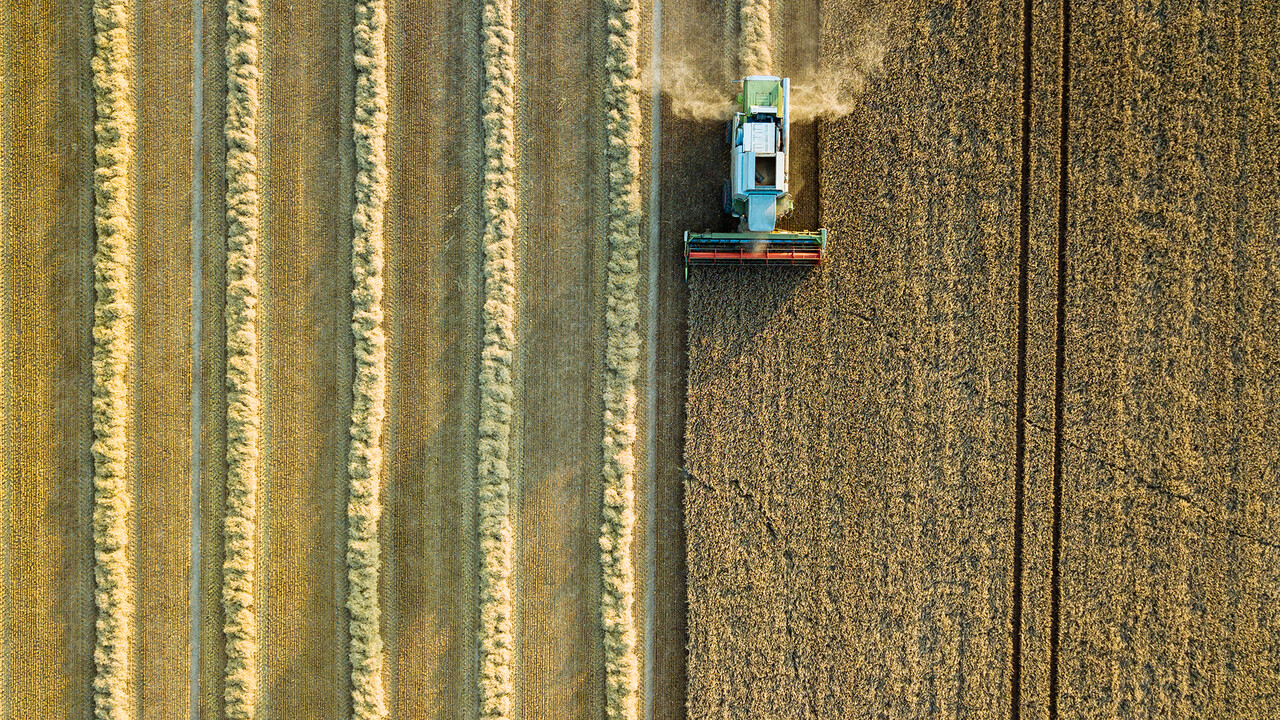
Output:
[{"xmin": 685, "ymin": 75, "xmax": 827, "ymax": 275}]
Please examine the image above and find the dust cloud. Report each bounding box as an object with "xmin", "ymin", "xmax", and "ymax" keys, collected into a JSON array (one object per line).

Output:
[
  {"xmin": 655, "ymin": 59, "xmax": 737, "ymax": 121},
  {"xmin": 787, "ymin": 31, "xmax": 886, "ymax": 122},
  {"xmin": 656, "ymin": 28, "xmax": 885, "ymax": 124}
]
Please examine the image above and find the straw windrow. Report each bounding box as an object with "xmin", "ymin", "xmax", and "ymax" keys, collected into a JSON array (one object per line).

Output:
[
  {"xmin": 739, "ymin": 0, "xmax": 772, "ymax": 76},
  {"xmin": 223, "ymin": 0, "xmax": 263, "ymax": 716},
  {"xmin": 600, "ymin": 0, "xmax": 643, "ymax": 717},
  {"xmin": 347, "ymin": 0, "xmax": 389, "ymax": 717},
  {"xmin": 90, "ymin": 0, "xmax": 136, "ymax": 717},
  {"xmin": 477, "ymin": 0, "xmax": 519, "ymax": 717}
]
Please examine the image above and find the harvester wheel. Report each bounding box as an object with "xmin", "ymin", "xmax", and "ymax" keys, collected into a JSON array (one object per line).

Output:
[
  {"xmin": 723, "ymin": 180, "xmax": 733, "ymax": 215},
  {"xmin": 725, "ymin": 119, "xmax": 734, "ymax": 146}
]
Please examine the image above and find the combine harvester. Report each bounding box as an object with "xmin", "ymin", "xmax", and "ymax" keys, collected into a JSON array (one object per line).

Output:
[{"xmin": 685, "ymin": 75, "xmax": 828, "ymax": 272}]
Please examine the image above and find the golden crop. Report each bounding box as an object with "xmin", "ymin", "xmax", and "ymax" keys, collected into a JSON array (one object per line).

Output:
[{"xmin": 600, "ymin": 0, "xmax": 644, "ymax": 718}]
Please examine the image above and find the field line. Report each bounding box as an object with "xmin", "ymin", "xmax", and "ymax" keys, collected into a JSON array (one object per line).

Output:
[
  {"xmin": 90, "ymin": 0, "xmax": 136, "ymax": 716},
  {"xmin": 223, "ymin": 0, "xmax": 263, "ymax": 716},
  {"xmin": 477, "ymin": 0, "xmax": 519, "ymax": 717},
  {"xmin": 0, "ymin": 3, "xmax": 11, "ymax": 713},
  {"xmin": 347, "ymin": 0, "xmax": 389, "ymax": 717},
  {"xmin": 601, "ymin": 0, "xmax": 644, "ymax": 717},
  {"xmin": 643, "ymin": 2, "xmax": 662, "ymax": 718},
  {"xmin": 740, "ymin": 0, "xmax": 773, "ymax": 76},
  {"xmin": 189, "ymin": 0, "xmax": 204, "ymax": 713}
]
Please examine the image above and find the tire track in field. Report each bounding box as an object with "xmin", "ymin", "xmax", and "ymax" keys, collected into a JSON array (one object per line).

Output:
[
  {"xmin": 223, "ymin": 0, "xmax": 263, "ymax": 715},
  {"xmin": 90, "ymin": 0, "xmax": 135, "ymax": 716},
  {"xmin": 478, "ymin": 0, "xmax": 518, "ymax": 716},
  {"xmin": 0, "ymin": 5, "xmax": 9, "ymax": 704},
  {"xmin": 601, "ymin": 0, "xmax": 643, "ymax": 717},
  {"xmin": 348, "ymin": 0, "xmax": 389, "ymax": 716}
]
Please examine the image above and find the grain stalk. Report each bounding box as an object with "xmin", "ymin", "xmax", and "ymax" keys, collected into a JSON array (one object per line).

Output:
[
  {"xmin": 347, "ymin": 0, "xmax": 389, "ymax": 717},
  {"xmin": 477, "ymin": 0, "xmax": 519, "ymax": 717},
  {"xmin": 600, "ymin": 0, "xmax": 642, "ymax": 717},
  {"xmin": 739, "ymin": 0, "xmax": 773, "ymax": 77},
  {"xmin": 90, "ymin": 0, "xmax": 135, "ymax": 716},
  {"xmin": 224, "ymin": 0, "xmax": 263, "ymax": 716}
]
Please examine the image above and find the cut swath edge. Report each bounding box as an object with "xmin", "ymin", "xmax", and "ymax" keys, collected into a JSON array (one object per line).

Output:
[
  {"xmin": 90, "ymin": 0, "xmax": 136, "ymax": 717},
  {"xmin": 601, "ymin": 0, "xmax": 642, "ymax": 717},
  {"xmin": 224, "ymin": 0, "xmax": 263, "ymax": 717},
  {"xmin": 347, "ymin": 0, "xmax": 389, "ymax": 717},
  {"xmin": 477, "ymin": 0, "xmax": 519, "ymax": 718}
]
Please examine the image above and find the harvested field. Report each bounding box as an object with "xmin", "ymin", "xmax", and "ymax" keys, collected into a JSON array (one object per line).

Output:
[
  {"xmin": 2, "ymin": 0, "xmax": 1278, "ymax": 719},
  {"xmin": 2, "ymin": 0, "xmax": 196, "ymax": 716},
  {"xmin": 1, "ymin": 2, "xmax": 98, "ymax": 716}
]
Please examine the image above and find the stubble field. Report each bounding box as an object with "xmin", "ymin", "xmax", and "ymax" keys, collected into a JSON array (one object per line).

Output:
[{"xmin": 1, "ymin": 0, "xmax": 1277, "ymax": 719}]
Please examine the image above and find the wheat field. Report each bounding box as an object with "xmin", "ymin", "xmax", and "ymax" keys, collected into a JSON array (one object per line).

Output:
[
  {"xmin": 1, "ymin": 0, "xmax": 1277, "ymax": 718},
  {"xmin": 686, "ymin": 0, "xmax": 1279, "ymax": 718}
]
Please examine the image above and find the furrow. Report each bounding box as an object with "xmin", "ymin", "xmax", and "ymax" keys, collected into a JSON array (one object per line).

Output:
[
  {"xmin": 89, "ymin": 0, "xmax": 136, "ymax": 717},
  {"xmin": 477, "ymin": 0, "xmax": 518, "ymax": 716},
  {"xmin": 348, "ymin": 0, "xmax": 389, "ymax": 717},
  {"xmin": 739, "ymin": 0, "xmax": 772, "ymax": 76},
  {"xmin": 223, "ymin": 0, "xmax": 263, "ymax": 716},
  {"xmin": 600, "ymin": 0, "xmax": 643, "ymax": 717}
]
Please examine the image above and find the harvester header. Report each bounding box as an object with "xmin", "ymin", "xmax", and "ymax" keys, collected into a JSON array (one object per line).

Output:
[{"xmin": 684, "ymin": 76, "xmax": 828, "ymax": 274}]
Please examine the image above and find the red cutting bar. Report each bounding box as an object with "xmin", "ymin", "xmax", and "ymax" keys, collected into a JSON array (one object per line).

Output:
[{"xmin": 687, "ymin": 249, "xmax": 822, "ymax": 264}]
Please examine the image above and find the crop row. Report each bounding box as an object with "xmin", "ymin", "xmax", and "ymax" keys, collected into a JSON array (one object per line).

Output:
[
  {"xmin": 347, "ymin": 0, "xmax": 391, "ymax": 716},
  {"xmin": 89, "ymin": 0, "xmax": 135, "ymax": 717},
  {"xmin": 476, "ymin": 0, "xmax": 520, "ymax": 716},
  {"xmin": 599, "ymin": 0, "xmax": 644, "ymax": 717}
]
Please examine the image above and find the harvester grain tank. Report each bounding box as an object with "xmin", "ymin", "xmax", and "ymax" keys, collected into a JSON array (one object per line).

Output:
[{"xmin": 684, "ymin": 75, "xmax": 827, "ymax": 271}]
